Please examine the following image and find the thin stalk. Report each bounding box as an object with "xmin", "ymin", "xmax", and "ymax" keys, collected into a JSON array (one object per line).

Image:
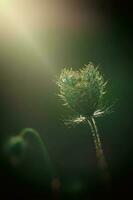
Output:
[
  {"xmin": 87, "ymin": 119, "xmax": 99, "ymax": 157},
  {"xmin": 87, "ymin": 118, "xmax": 110, "ymax": 182},
  {"xmin": 19, "ymin": 128, "xmax": 56, "ymax": 180}
]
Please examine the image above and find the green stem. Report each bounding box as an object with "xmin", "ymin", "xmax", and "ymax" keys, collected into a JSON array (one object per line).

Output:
[
  {"xmin": 87, "ymin": 118, "xmax": 110, "ymax": 181},
  {"xmin": 87, "ymin": 119, "xmax": 99, "ymax": 157},
  {"xmin": 19, "ymin": 128, "xmax": 56, "ymax": 180}
]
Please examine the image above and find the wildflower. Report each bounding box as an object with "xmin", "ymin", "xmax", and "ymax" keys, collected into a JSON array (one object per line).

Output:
[{"xmin": 57, "ymin": 63, "xmax": 112, "ymax": 182}]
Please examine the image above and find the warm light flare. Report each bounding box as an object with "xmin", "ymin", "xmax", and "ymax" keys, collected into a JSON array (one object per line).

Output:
[{"xmin": 0, "ymin": 0, "xmax": 56, "ymax": 73}]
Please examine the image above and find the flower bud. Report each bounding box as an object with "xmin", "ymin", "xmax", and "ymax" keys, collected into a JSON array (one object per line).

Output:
[
  {"xmin": 6, "ymin": 136, "xmax": 26, "ymax": 157},
  {"xmin": 57, "ymin": 63, "xmax": 109, "ymax": 124}
]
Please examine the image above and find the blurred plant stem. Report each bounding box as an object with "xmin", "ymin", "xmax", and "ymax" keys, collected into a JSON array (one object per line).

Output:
[
  {"xmin": 87, "ymin": 118, "xmax": 110, "ymax": 182},
  {"xmin": 19, "ymin": 128, "xmax": 56, "ymax": 180}
]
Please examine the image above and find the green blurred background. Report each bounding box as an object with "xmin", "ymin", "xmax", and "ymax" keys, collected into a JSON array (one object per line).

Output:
[{"xmin": 0, "ymin": 0, "xmax": 132, "ymax": 198}]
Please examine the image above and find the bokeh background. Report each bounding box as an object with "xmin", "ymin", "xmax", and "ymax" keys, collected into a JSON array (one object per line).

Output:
[{"xmin": 0, "ymin": 0, "xmax": 132, "ymax": 199}]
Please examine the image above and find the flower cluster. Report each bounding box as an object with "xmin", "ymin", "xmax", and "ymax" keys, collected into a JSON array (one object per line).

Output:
[{"xmin": 57, "ymin": 63, "xmax": 111, "ymax": 124}]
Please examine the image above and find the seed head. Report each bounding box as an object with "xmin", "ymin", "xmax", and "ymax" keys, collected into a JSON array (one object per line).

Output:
[{"xmin": 57, "ymin": 63, "xmax": 111, "ymax": 124}]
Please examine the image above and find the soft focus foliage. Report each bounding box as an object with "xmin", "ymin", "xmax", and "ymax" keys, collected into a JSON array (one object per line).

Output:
[{"xmin": 57, "ymin": 63, "xmax": 111, "ymax": 124}]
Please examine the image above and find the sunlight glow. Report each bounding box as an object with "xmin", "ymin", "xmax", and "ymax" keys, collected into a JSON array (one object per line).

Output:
[{"xmin": 0, "ymin": 0, "xmax": 55, "ymax": 73}]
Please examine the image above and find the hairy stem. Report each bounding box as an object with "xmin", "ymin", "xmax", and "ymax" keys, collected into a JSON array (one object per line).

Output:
[{"xmin": 87, "ymin": 118, "xmax": 110, "ymax": 182}]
